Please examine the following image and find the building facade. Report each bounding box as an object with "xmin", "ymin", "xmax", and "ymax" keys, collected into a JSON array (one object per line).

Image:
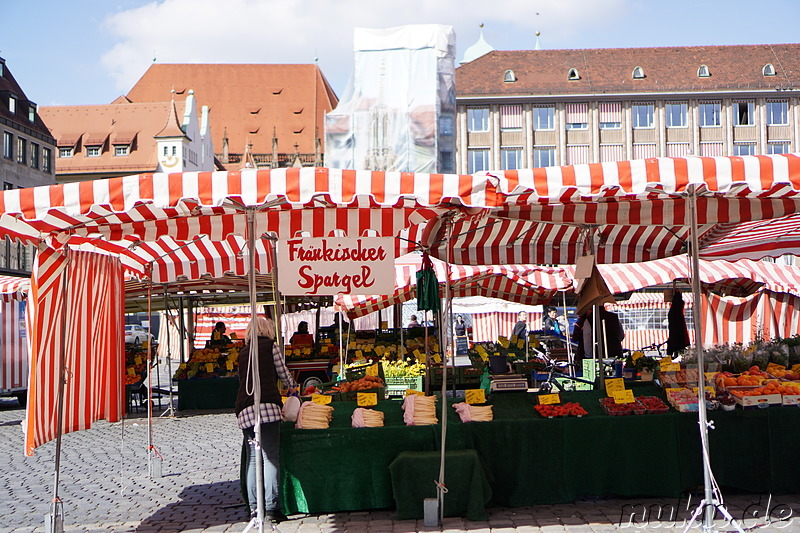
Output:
[
  {"xmin": 125, "ymin": 64, "xmax": 338, "ymax": 170},
  {"xmin": 40, "ymin": 91, "xmax": 215, "ymax": 183},
  {"xmin": 455, "ymin": 44, "xmax": 800, "ymax": 173},
  {"xmin": 0, "ymin": 56, "xmax": 56, "ymax": 275}
]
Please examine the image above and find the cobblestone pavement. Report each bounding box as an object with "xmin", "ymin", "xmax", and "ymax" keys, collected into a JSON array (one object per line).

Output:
[{"xmin": 1, "ymin": 364, "xmax": 797, "ymax": 532}]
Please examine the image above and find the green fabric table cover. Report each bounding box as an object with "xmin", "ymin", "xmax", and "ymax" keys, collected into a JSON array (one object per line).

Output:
[
  {"xmin": 177, "ymin": 377, "xmax": 238, "ymax": 410},
  {"xmin": 279, "ymin": 389, "xmax": 800, "ymax": 516},
  {"xmin": 388, "ymin": 449, "xmax": 492, "ymax": 521}
]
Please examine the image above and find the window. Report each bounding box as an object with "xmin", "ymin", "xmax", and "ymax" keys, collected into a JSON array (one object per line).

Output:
[
  {"xmin": 163, "ymin": 146, "xmax": 169, "ymax": 156},
  {"xmin": 699, "ymin": 102, "xmax": 721, "ymax": 127},
  {"xmin": 568, "ymin": 68, "xmax": 580, "ymax": 80},
  {"xmin": 533, "ymin": 147, "xmax": 556, "ymax": 167},
  {"xmin": 16, "ymin": 138, "xmax": 26, "ymax": 164},
  {"xmin": 632, "ymin": 103, "xmax": 654, "ymax": 129},
  {"xmin": 632, "ymin": 144, "xmax": 656, "ymax": 159},
  {"xmin": 666, "ymin": 102, "xmax": 688, "ymax": 128},
  {"xmin": 468, "ymin": 149, "xmax": 489, "ymax": 173},
  {"xmin": 503, "ymin": 70, "xmax": 517, "ymax": 83},
  {"xmin": 566, "ymin": 145, "xmax": 589, "ymax": 164},
  {"xmin": 599, "ymin": 145, "xmax": 623, "ymax": 162},
  {"xmin": 0, "ymin": 61, "xmax": 4, "ymax": 77},
  {"xmin": 501, "ymin": 148, "xmax": 522, "ymax": 170},
  {"xmin": 439, "ymin": 116, "xmax": 454, "ymax": 136},
  {"xmin": 172, "ymin": 146, "xmax": 177, "ymax": 156},
  {"xmin": 3, "ymin": 131, "xmax": 11, "ymax": 159},
  {"xmin": 699, "ymin": 142, "xmax": 723, "ymax": 157},
  {"xmin": 533, "ymin": 106, "xmax": 554, "ymax": 131},
  {"xmin": 30, "ymin": 143, "xmax": 39, "ymax": 168},
  {"xmin": 467, "ymin": 107, "xmax": 489, "ymax": 132},
  {"xmin": 632, "ymin": 66, "xmax": 645, "ymax": 79},
  {"xmin": 733, "ymin": 101, "xmax": 754, "ymax": 126},
  {"xmin": 59, "ymin": 147, "xmax": 73, "ymax": 158},
  {"xmin": 28, "ymin": 103, "xmax": 36, "ymax": 123},
  {"xmin": 2, "ymin": 182, "xmax": 12, "ymax": 190},
  {"xmin": 763, "ymin": 63, "xmax": 776, "ymax": 76},
  {"xmin": 86, "ymin": 146, "xmax": 101, "ymax": 157},
  {"xmin": 666, "ymin": 143, "xmax": 690, "ymax": 157},
  {"xmin": 767, "ymin": 100, "xmax": 788, "ymax": 125},
  {"xmin": 565, "ymin": 103, "xmax": 588, "ymax": 130},
  {"xmin": 767, "ymin": 142, "xmax": 790, "ymax": 155},
  {"xmin": 733, "ymin": 143, "xmax": 756, "ymax": 156},
  {"xmin": 499, "ymin": 105, "xmax": 522, "ymax": 130},
  {"xmin": 599, "ymin": 102, "xmax": 621, "ymax": 129},
  {"xmin": 115, "ymin": 145, "xmax": 129, "ymax": 156},
  {"xmin": 439, "ymin": 151, "xmax": 454, "ymax": 173},
  {"xmin": 697, "ymin": 64, "xmax": 710, "ymax": 77},
  {"xmin": 42, "ymin": 147, "xmax": 51, "ymax": 172},
  {"xmin": 8, "ymin": 95, "xmax": 16, "ymax": 114}
]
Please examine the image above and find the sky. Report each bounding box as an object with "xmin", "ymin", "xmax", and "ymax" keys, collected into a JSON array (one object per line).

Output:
[{"xmin": 3, "ymin": 0, "xmax": 800, "ymax": 107}]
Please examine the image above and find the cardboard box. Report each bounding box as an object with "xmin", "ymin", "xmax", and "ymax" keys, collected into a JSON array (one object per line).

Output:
[
  {"xmin": 782, "ymin": 395, "xmax": 800, "ymax": 406},
  {"xmin": 730, "ymin": 386, "xmax": 781, "ymax": 409}
]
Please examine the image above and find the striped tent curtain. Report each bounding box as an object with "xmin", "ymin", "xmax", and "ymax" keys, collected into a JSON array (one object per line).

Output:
[
  {"xmin": 500, "ymin": 105, "xmax": 523, "ymax": 130},
  {"xmin": 632, "ymin": 143, "xmax": 657, "ymax": 159},
  {"xmin": 566, "ymin": 145, "xmax": 590, "ymax": 165},
  {"xmin": 700, "ymin": 142, "xmax": 724, "ymax": 157},
  {"xmin": 599, "ymin": 144, "xmax": 624, "ymax": 162},
  {"xmin": 25, "ymin": 249, "xmax": 124, "ymax": 456},
  {"xmin": 470, "ymin": 311, "xmax": 543, "ymax": 343},
  {"xmin": 1, "ymin": 300, "xmax": 27, "ymax": 391},
  {"xmin": 666, "ymin": 143, "xmax": 691, "ymax": 157},
  {"xmin": 565, "ymin": 103, "xmax": 589, "ymax": 123},
  {"xmin": 598, "ymin": 102, "xmax": 621, "ymax": 123},
  {"xmin": 701, "ymin": 290, "xmax": 800, "ymax": 347}
]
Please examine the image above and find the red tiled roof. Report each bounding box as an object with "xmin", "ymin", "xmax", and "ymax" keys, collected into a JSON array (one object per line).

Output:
[
  {"xmin": 125, "ymin": 64, "xmax": 338, "ymax": 159},
  {"xmin": 456, "ymin": 43, "xmax": 800, "ymax": 98},
  {"xmin": 39, "ymin": 101, "xmax": 187, "ymax": 177},
  {"xmin": 155, "ymin": 101, "xmax": 188, "ymax": 139}
]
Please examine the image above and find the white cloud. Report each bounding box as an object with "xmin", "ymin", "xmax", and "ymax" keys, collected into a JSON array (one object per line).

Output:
[{"xmin": 101, "ymin": 0, "xmax": 630, "ymax": 95}]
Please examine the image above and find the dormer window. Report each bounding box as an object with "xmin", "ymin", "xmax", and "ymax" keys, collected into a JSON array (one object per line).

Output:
[
  {"xmin": 0, "ymin": 60, "xmax": 4, "ymax": 77},
  {"xmin": 114, "ymin": 145, "xmax": 129, "ymax": 156},
  {"xmin": 86, "ymin": 146, "xmax": 101, "ymax": 157},
  {"xmin": 632, "ymin": 66, "xmax": 645, "ymax": 79},
  {"xmin": 59, "ymin": 147, "xmax": 73, "ymax": 158},
  {"xmin": 8, "ymin": 95, "xmax": 16, "ymax": 114},
  {"xmin": 697, "ymin": 64, "xmax": 710, "ymax": 77},
  {"xmin": 503, "ymin": 69, "xmax": 517, "ymax": 83},
  {"xmin": 568, "ymin": 68, "xmax": 580, "ymax": 80},
  {"xmin": 28, "ymin": 103, "xmax": 36, "ymax": 123},
  {"xmin": 763, "ymin": 63, "xmax": 776, "ymax": 76}
]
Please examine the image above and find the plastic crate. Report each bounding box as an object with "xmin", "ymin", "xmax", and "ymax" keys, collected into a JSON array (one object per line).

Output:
[
  {"xmin": 636, "ymin": 396, "xmax": 670, "ymax": 414},
  {"xmin": 599, "ymin": 397, "xmax": 646, "ymax": 416}
]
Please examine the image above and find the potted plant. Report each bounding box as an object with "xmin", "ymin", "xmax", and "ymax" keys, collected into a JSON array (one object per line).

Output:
[{"xmin": 634, "ymin": 356, "xmax": 660, "ymax": 381}]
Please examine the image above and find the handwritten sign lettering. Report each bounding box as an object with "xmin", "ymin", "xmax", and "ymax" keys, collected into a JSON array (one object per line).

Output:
[
  {"xmin": 357, "ymin": 393, "xmax": 378, "ymax": 407},
  {"xmin": 465, "ymin": 389, "xmax": 486, "ymax": 404}
]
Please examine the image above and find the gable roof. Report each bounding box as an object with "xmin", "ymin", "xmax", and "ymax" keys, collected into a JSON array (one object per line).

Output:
[
  {"xmin": 456, "ymin": 43, "xmax": 800, "ymax": 98},
  {"xmin": 0, "ymin": 57, "xmax": 56, "ymax": 141},
  {"xmin": 125, "ymin": 64, "xmax": 338, "ymax": 159},
  {"xmin": 39, "ymin": 101, "xmax": 186, "ymax": 177}
]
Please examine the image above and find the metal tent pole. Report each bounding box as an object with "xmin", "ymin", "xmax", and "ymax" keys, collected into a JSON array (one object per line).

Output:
[
  {"xmin": 437, "ymin": 219, "xmax": 454, "ymax": 525},
  {"xmin": 161, "ymin": 288, "xmax": 176, "ymax": 417}
]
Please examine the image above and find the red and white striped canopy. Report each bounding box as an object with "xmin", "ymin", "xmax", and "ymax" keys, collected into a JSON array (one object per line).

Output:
[
  {"xmin": 335, "ymin": 255, "xmax": 571, "ymax": 318},
  {"xmin": 699, "ymin": 214, "xmax": 800, "ymax": 262},
  {"xmin": 0, "ymin": 275, "xmax": 29, "ymax": 303},
  {"xmin": 424, "ymin": 154, "xmax": 800, "ymax": 265},
  {"xmin": 0, "ymin": 168, "xmax": 493, "ymax": 246}
]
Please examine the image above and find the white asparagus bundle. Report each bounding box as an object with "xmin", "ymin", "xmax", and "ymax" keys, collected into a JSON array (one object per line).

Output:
[
  {"xmin": 352, "ymin": 407, "xmax": 385, "ymax": 428},
  {"xmin": 453, "ymin": 402, "xmax": 493, "ymax": 422},
  {"xmin": 296, "ymin": 402, "xmax": 334, "ymax": 429},
  {"xmin": 402, "ymin": 394, "xmax": 438, "ymax": 426}
]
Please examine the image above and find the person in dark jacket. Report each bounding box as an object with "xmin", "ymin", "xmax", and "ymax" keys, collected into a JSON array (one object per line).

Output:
[{"xmin": 235, "ymin": 316, "xmax": 297, "ymax": 523}]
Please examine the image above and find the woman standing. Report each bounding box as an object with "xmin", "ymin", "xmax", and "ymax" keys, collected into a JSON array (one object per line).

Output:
[{"xmin": 235, "ymin": 316, "xmax": 297, "ymax": 523}]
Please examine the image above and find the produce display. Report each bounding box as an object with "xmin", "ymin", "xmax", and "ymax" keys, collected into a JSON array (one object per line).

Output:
[
  {"xmin": 534, "ymin": 402, "xmax": 587, "ymax": 418},
  {"xmin": 666, "ymin": 388, "xmax": 699, "ymax": 412},
  {"xmin": 173, "ymin": 343, "xmax": 242, "ymax": 380},
  {"xmin": 331, "ymin": 376, "xmax": 384, "ymax": 393},
  {"xmin": 599, "ymin": 397, "xmax": 646, "ymax": 416},
  {"xmin": 453, "ymin": 402, "xmax": 494, "ymax": 422},
  {"xmin": 402, "ymin": 394, "xmax": 438, "ymax": 426},
  {"xmin": 351, "ymin": 408, "xmax": 385, "ymax": 428},
  {"xmin": 729, "ymin": 381, "xmax": 800, "ymax": 397},
  {"xmin": 295, "ymin": 402, "xmax": 334, "ymax": 429},
  {"xmin": 637, "ymin": 396, "xmax": 670, "ymax": 414},
  {"xmin": 124, "ymin": 347, "xmax": 148, "ymax": 385}
]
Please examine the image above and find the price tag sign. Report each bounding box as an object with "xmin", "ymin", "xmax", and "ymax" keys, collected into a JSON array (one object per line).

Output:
[
  {"xmin": 705, "ymin": 372, "xmax": 718, "ymax": 381},
  {"xmin": 605, "ymin": 378, "xmax": 625, "ymax": 396},
  {"xmin": 432, "ymin": 353, "xmax": 442, "ymax": 364},
  {"xmin": 480, "ymin": 351, "xmax": 489, "ymax": 361},
  {"xmin": 127, "ymin": 367, "xmax": 136, "ymax": 376},
  {"xmin": 413, "ymin": 349, "xmax": 421, "ymax": 358},
  {"xmin": 538, "ymin": 393, "xmax": 561, "ymax": 405},
  {"xmin": 357, "ymin": 392, "xmax": 378, "ymax": 406},
  {"xmin": 134, "ymin": 356, "xmax": 142, "ymax": 365},
  {"xmin": 632, "ymin": 352, "xmax": 644, "ymax": 364},
  {"xmin": 659, "ymin": 357, "xmax": 673, "ymax": 368},
  {"xmin": 205, "ymin": 363, "xmax": 214, "ymax": 373},
  {"xmin": 405, "ymin": 389, "xmax": 425, "ymax": 396},
  {"xmin": 311, "ymin": 394, "xmax": 332, "ymax": 405},
  {"xmin": 366, "ymin": 363, "xmax": 379, "ymax": 377},
  {"xmin": 355, "ymin": 350, "xmax": 363, "ymax": 359},
  {"xmin": 375, "ymin": 346, "xmax": 384, "ymax": 356},
  {"xmin": 226, "ymin": 361, "xmax": 234, "ymax": 371},
  {"xmin": 692, "ymin": 386, "xmax": 715, "ymax": 394},
  {"xmin": 665, "ymin": 387, "xmax": 683, "ymax": 394},
  {"xmin": 465, "ymin": 389, "xmax": 486, "ymax": 405},
  {"xmin": 516, "ymin": 339, "xmax": 525, "ymax": 349},
  {"xmin": 661, "ymin": 363, "xmax": 681, "ymax": 372},
  {"xmin": 417, "ymin": 352, "xmax": 427, "ymax": 363},
  {"xmin": 498, "ymin": 336, "xmax": 509, "ymax": 348},
  {"xmin": 348, "ymin": 342, "xmax": 356, "ymax": 349},
  {"xmin": 612, "ymin": 390, "xmax": 635, "ymax": 404}
]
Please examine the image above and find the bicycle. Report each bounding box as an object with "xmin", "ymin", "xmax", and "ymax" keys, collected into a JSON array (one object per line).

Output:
[{"xmin": 535, "ymin": 352, "xmax": 596, "ymax": 393}]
